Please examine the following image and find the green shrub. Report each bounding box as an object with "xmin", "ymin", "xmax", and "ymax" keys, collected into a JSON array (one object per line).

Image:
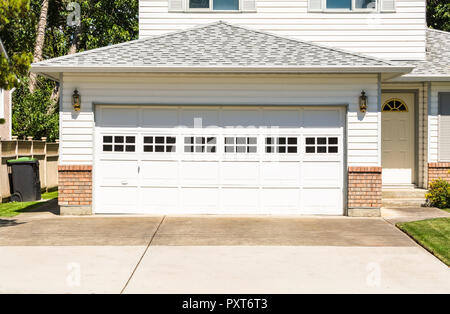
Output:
[{"xmin": 426, "ymin": 179, "xmax": 450, "ymax": 209}]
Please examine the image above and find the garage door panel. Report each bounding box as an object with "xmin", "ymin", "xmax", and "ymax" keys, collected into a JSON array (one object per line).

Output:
[
  {"xmin": 181, "ymin": 188, "xmax": 219, "ymax": 213},
  {"xmin": 98, "ymin": 160, "xmax": 139, "ymax": 186},
  {"xmin": 262, "ymin": 109, "xmax": 301, "ymax": 128},
  {"xmin": 180, "ymin": 161, "xmax": 219, "ymax": 186},
  {"xmin": 180, "ymin": 109, "xmax": 220, "ymax": 128},
  {"xmin": 100, "ymin": 108, "xmax": 139, "ymax": 127},
  {"xmin": 221, "ymin": 109, "xmax": 261, "ymax": 128},
  {"xmin": 141, "ymin": 108, "xmax": 178, "ymax": 128},
  {"xmin": 303, "ymin": 109, "xmax": 342, "ymax": 129},
  {"xmin": 97, "ymin": 187, "xmax": 139, "ymax": 213},
  {"xmin": 261, "ymin": 162, "xmax": 300, "ymax": 187},
  {"xmin": 221, "ymin": 188, "xmax": 259, "ymax": 213},
  {"xmin": 302, "ymin": 188, "xmax": 342, "ymax": 215},
  {"xmin": 302, "ymin": 161, "xmax": 341, "ymax": 187},
  {"xmin": 221, "ymin": 162, "xmax": 259, "ymax": 186},
  {"xmin": 262, "ymin": 189, "xmax": 300, "ymax": 212},
  {"xmin": 141, "ymin": 161, "xmax": 178, "ymax": 186},
  {"xmin": 141, "ymin": 187, "xmax": 178, "ymax": 212}
]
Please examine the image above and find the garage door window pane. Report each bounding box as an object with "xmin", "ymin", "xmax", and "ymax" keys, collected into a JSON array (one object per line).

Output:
[
  {"xmin": 144, "ymin": 136, "xmax": 176, "ymax": 153},
  {"xmin": 103, "ymin": 135, "xmax": 135, "ymax": 152},
  {"xmin": 184, "ymin": 136, "xmax": 216, "ymax": 153},
  {"xmin": 115, "ymin": 136, "xmax": 124, "ymax": 143},
  {"xmin": 266, "ymin": 137, "xmax": 298, "ymax": 154},
  {"xmin": 305, "ymin": 137, "xmax": 339, "ymax": 154},
  {"xmin": 225, "ymin": 137, "xmax": 257, "ymax": 154},
  {"xmin": 103, "ymin": 136, "xmax": 113, "ymax": 143}
]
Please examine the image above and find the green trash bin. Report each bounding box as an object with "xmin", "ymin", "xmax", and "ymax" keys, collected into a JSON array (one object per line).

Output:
[{"xmin": 7, "ymin": 157, "xmax": 42, "ymax": 202}]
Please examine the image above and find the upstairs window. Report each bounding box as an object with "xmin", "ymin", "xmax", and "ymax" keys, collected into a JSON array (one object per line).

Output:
[
  {"xmin": 326, "ymin": 0, "xmax": 377, "ymax": 10},
  {"xmin": 310, "ymin": 0, "xmax": 387, "ymax": 12},
  {"xmin": 189, "ymin": 0, "xmax": 239, "ymax": 10}
]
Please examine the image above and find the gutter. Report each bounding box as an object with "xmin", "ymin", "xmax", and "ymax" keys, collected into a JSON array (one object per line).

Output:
[
  {"xmin": 30, "ymin": 65, "xmax": 414, "ymax": 75},
  {"xmin": 389, "ymin": 75, "xmax": 450, "ymax": 82}
]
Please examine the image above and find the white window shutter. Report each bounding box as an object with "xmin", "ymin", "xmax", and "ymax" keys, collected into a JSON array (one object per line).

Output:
[
  {"xmin": 381, "ymin": 0, "xmax": 396, "ymax": 12},
  {"xmin": 439, "ymin": 93, "xmax": 450, "ymax": 161},
  {"xmin": 241, "ymin": 0, "xmax": 257, "ymax": 12},
  {"xmin": 168, "ymin": 0, "xmax": 184, "ymax": 12},
  {"xmin": 309, "ymin": 0, "xmax": 323, "ymax": 12}
]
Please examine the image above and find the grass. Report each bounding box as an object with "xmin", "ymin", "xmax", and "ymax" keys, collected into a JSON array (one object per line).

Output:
[
  {"xmin": 442, "ymin": 208, "xmax": 450, "ymax": 213},
  {"xmin": 397, "ymin": 218, "xmax": 450, "ymax": 267},
  {"xmin": 0, "ymin": 191, "xmax": 58, "ymax": 218}
]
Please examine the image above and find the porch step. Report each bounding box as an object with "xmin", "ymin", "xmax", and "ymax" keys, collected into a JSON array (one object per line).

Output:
[
  {"xmin": 382, "ymin": 188, "xmax": 428, "ymax": 208},
  {"xmin": 382, "ymin": 188, "xmax": 428, "ymax": 199},
  {"xmin": 382, "ymin": 198, "xmax": 426, "ymax": 208}
]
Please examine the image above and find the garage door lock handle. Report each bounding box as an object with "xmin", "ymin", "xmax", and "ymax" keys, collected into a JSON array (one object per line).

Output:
[{"xmin": 121, "ymin": 181, "xmax": 128, "ymax": 185}]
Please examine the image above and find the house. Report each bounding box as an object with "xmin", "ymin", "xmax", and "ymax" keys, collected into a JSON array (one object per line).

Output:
[
  {"xmin": 31, "ymin": 0, "xmax": 450, "ymax": 216},
  {"xmin": 0, "ymin": 38, "xmax": 12, "ymax": 140}
]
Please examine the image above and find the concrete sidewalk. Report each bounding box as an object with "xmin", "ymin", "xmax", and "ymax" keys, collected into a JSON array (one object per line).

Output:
[{"xmin": 0, "ymin": 214, "xmax": 449, "ymax": 293}]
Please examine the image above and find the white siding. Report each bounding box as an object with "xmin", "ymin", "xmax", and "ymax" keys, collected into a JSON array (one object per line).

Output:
[
  {"xmin": 429, "ymin": 82, "xmax": 450, "ymax": 162},
  {"xmin": 61, "ymin": 73, "xmax": 380, "ymax": 167},
  {"xmin": 139, "ymin": 0, "xmax": 426, "ymax": 60}
]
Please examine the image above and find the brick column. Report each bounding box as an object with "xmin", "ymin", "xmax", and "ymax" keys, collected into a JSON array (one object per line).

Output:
[
  {"xmin": 347, "ymin": 167, "xmax": 382, "ymax": 217},
  {"xmin": 58, "ymin": 165, "xmax": 92, "ymax": 215},
  {"xmin": 428, "ymin": 163, "xmax": 450, "ymax": 187}
]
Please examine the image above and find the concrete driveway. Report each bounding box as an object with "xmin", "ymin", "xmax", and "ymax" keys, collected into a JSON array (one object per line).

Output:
[{"xmin": 0, "ymin": 212, "xmax": 449, "ymax": 294}]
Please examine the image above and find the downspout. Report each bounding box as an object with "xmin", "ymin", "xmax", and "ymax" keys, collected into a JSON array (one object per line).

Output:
[
  {"xmin": 426, "ymin": 81, "xmax": 431, "ymax": 188},
  {"xmin": 378, "ymin": 73, "xmax": 382, "ymax": 168}
]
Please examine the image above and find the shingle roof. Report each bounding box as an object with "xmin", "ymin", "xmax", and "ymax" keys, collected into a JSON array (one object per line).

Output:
[
  {"xmin": 32, "ymin": 21, "xmax": 402, "ymax": 72},
  {"xmin": 399, "ymin": 29, "xmax": 450, "ymax": 80}
]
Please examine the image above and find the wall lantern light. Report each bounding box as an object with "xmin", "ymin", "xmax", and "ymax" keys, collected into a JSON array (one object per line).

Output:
[
  {"xmin": 359, "ymin": 90, "xmax": 368, "ymax": 113},
  {"xmin": 72, "ymin": 89, "xmax": 81, "ymax": 112}
]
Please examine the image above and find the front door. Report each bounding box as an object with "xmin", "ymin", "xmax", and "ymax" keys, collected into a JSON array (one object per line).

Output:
[{"xmin": 381, "ymin": 93, "xmax": 415, "ymax": 187}]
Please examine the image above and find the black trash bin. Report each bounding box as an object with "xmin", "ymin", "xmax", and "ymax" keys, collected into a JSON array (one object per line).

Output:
[{"xmin": 7, "ymin": 157, "xmax": 41, "ymax": 202}]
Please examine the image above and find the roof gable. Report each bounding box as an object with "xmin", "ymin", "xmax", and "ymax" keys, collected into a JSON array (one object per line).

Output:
[{"xmin": 33, "ymin": 21, "xmax": 398, "ymax": 71}]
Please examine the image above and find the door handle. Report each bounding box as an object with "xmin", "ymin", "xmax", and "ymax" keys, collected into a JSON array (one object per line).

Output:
[{"xmin": 121, "ymin": 181, "xmax": 128, "ymax": 185}]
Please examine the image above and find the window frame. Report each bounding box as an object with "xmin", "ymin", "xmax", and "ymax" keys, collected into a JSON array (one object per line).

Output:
[
  {"xmin": 102, "ymin": 135, "xmax": 136, "ymax": 153},
  {"xmin": 143, "ymin": 135, "xmax": 177, "ymax": 153},
  {"xmin": 304, "ymin": 136, "xmax": 339, "ymax": 154},
  {"xmin": 265, "ymin": 136, "xmax": 299, "ymax": 154},
  {"xmin": 321, "ymin": 0, "xmax": 378, "ymax": 12},
  {"xmin": 186, "ymin": 0, "xmax": 240, "ymax": 12},
  {"xmin": 224, "ymin": 136, "xmax": 258, "ymax": 154},
  {"xmin": 184, "ymin": 135, "xmax": 218, "ymax": 154}
]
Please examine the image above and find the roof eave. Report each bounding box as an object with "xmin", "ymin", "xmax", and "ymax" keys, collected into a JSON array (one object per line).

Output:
[
  {"xmin": 390, "ymin": 75, "xmax": 450, "ymax": 82},
  {"xmin": 31, "ymin": 65, "xmax": 413, "ymax": 75}
]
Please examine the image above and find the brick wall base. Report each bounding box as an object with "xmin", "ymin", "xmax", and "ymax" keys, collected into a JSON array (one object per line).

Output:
[
  {"xmin": 428, "ymin": 163, "xmax": 450, "ymax": 187},
  {"xmin": 58, "ymin": 165, "xmax": 92, "ymax": 215},
  {"xmin": 348, "ymin": 167, "xmax": 382, "ymax": 217}
]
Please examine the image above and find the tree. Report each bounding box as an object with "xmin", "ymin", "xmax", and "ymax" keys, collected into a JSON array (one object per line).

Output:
[
  {"xmin": 12, "ymin": 77, "xmax": 59, "ymax": 141},
  {"xmin": 0, "ymin": 0, "xmax": 32, "ymax": 90},
  {"xmin": 427, "ymin": 0, "xmax": 450, "ymax": 32},
  {"xmin": 28, "ymin": 0, "xmax": 48, "ymax": 92},
  {"xmin": 1, "ymin": 0, "xmax": 138, "ymax": 140}
]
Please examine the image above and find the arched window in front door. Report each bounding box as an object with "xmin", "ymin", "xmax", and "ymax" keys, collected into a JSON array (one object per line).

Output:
[{"xmin": 382, "ymin": 99, "xmax": 408, "ymax": 112}]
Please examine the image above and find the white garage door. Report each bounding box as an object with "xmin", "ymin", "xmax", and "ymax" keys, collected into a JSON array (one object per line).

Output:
[{"xmin": 94, "ymin": 106, "xmax": 345, "ymax": 215}]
